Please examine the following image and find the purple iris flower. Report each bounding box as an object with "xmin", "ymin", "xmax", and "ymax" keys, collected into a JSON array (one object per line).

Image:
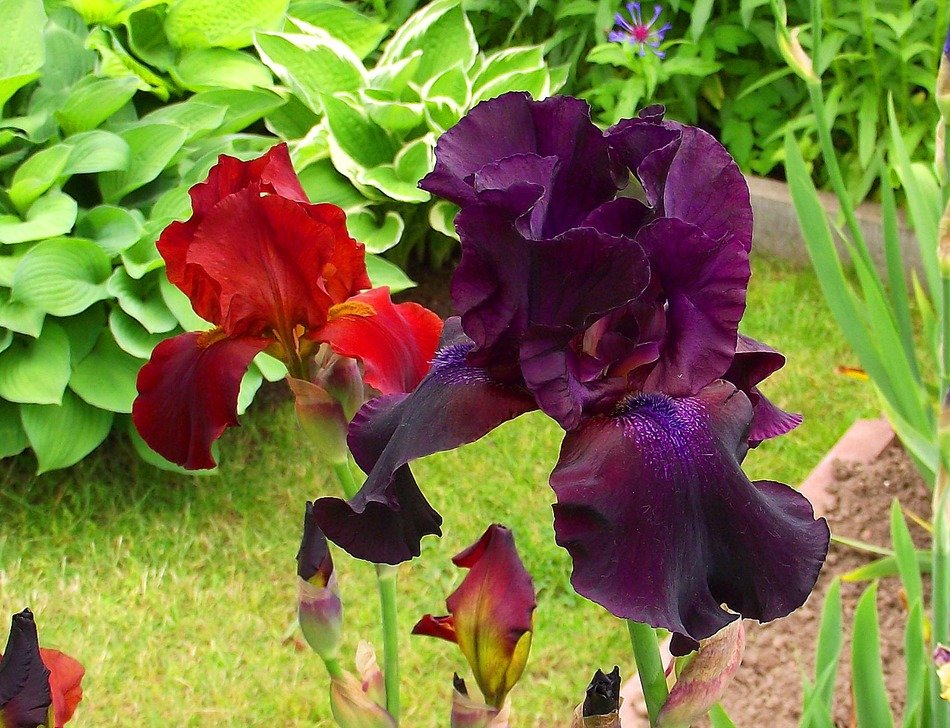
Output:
[
  {"xmin": 312, "ymin": 93, "xmax": 829, "ymax": 649},
  {"xmin": 609, "ymin": 3, "xmax": 672, "ymax": 57}
]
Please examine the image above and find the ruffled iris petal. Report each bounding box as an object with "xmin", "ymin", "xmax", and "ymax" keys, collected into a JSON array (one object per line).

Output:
[
  {"xmin": 318, "ymin": 287, "xmax": 444, "ymax": 396},
  {"xmin": 550, "ymin": 381, "xmax": 828, "ymax": 643},
  {"xmin": 132, "ymin": 332, "xmax": 269, "ymax": 469},
  {"xmin": 0, "ymin": 609, "xmax": 52, "ymax": 728},
  {"xmin": 313, "ymin": 321, "xmax": 536, "ymax": 564}
]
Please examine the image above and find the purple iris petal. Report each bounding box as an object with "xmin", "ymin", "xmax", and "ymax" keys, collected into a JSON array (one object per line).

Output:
[
  {"xmin": 635, "ymin": 218, "xmax": 749, "ymax": 396},
  {"xmin": 313, "ymin": 320, "xmax": 537, "ymax": 564},
  {"xmin": 550, "ymin": 381, "xmax": 829, "ymax": 643},
  {"xmin": 724, "ymin": 334, "xmax": 802, "ymax": 444}
]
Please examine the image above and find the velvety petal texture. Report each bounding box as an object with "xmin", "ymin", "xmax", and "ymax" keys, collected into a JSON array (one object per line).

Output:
[
  {"xmin": 413, "ymin": 525, "xmax": 536, "ymax": 708},
  {"xmin": 0, "ymin": 610, "xmax": 52, "ymax": 728},
  {"xmin": 550, "ymin": 381, "xmax": 828, "ymax": 643}
]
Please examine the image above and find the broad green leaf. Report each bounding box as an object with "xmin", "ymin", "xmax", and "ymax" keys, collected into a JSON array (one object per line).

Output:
[
  {"xmin": 0, "ymin": 328, "xmax": 10, "ymax": 354},
  {"xmin": 107, "ymin": 268, "xmax": 178, "ymax": 333},
  {"xmin": 368, "ymin": 51, "xmax": 421, "ymax": 94},
  {"xmin": 365, "ymin": 253, "xmax": 413, "ymax": 292},
  {"xmin": 236, "ymin": 363, "xmax": 262, "ymax": 415},
  {"xmin": 171, "ymin": 48, "xmax": 273, "ymax": 92},
  {"xmin": 142, "ymin": 100, "xmax": 228, "ymax": 140},
  {"xmin": 165, "ymin": 0, "xmax": 289, "ymax": 49},
  {"xmin": 120, "ymin": 235, "xmax": 163, "ymax": 279},
  {"xmin": 362, "ymin": 90, "xmax": 425, "ymax": 132},
  {"xmin": 254, "ymin": 351, "xmax": 285, "ymax": 381},
  {"xmin": 255, "ymin": 28, "xmax": 366, "ymax": 111},
  {"xmin": 55, "ymin": 75, "xmax": 140, "ymax": 134},
  {"xmin": 99, "ymin": 122, "xmax": 188, "ymax": 202},
  {"xmin": 66, "ymin": 0, "xmax": 127, "ymax": 24},
  {"xmin": 708, "ymin": 704, "xmax": 738, "ymax": 728},
  {"xmin": 851, "ymin": 584, "xmax": 895, "ymax": 728},
  {"xmin": 378, "ymin": 0, "xmax": 477, "ymax": 82},
  {"xmin": 473, "ymin": 66, "xmax": 552, "ymax": 104},
  {"xmin": 69, "ymin": 330, "xmax": 143, "ymax": 412},
  {"xmin": 394, "ymin": 136, "xmax": 434, "ymax": 183},
  {"xmin": 85, "ymin": 26, "xmax": 172, "ymax": 100},
  {"xmin": 0, "ymin": 399, "xmax": 28, "ymax": 458},
  {"xmin": 690, "ymin": 0, "xmax": 714, "ymax": 40},
  {"xmin": 125, "ymin": 6, "xmax": 175, "ymax": 70},
  {"xmin": 297, "ymin": 159, "xmax": 366, "ymax": 209},
  {"xmin": 0, "ymin": 321, "xmax": 70, "ymax": 404},
  {"xmin": 0, "ymin": 192, "xmax": 78, "ymax": 245},
  {"xmin": 39, "ymin": 14, "xmax": 95, "ymax": 96},
  {"xmin": 76, "ymin": 205, "xmax": 144, "ymax": 255},
  {"xmin": 0, "ymin": 0, "xmax": 46, "ymax": 110},
  {"xmin": 0, "ymin": 253, "xmax": 23, "ymax": 286},
  {"xmin": 361, "ymin": 137, "xmax": 433, "ymax": 202},
  {"xmin": 12, "ymin": 238, "xmax": 111, "ymax": 316},
  {"xmin": 21, "ymin": 389, "xmax": 113, "ymax": 473},
  {"xmin": 158, "ymin": 274, "xmax": 212, "ymax": 331},
  {"xmin": 191, "ymin": 88, "xmax": 285, "ymax": 134},
  {"xmin": 475, "ymin": 46, "xmax": 545, "ymax": 85},
  {"xmin": 421, "ymin": 64, "xmax": 469, "ymax": 107},
  {"xmin": 429, "ymin": 200, "xmax": 459, "ymax": 241},
  {"xmin": 286, "ymin": 3, "xmax": 387, "ymax": 59},
  {"xmin": 109, "ymin": 306, "xmax": 169, "ymax": 358},
  {"xmin": 63, "ymin": 129, "xmax": 130, "ymax": 174},
  {"xmin": 348, "ymin": 209, "xmax": 404, "ymax": 254},
  {"xmin": 8, "ymin": 145, "xmax": 72, "ymax": 213},
  {"xmin": 59, "ymin": 302, "xmax": 106, "ymax": 363},
  {"xmin": 321, "ymin": 94, "xmax": 395, "ymax": 172},
  {"xmin": 126, "ymin": 416, "xmax": 218, "ymax": 475},
  {"xmin": 0, "ymin": 299, "xmax": 45, "ymax": 337},
  {"xmin": 361, "ymin": 165, "xmax": 429, "ymax": 202}
]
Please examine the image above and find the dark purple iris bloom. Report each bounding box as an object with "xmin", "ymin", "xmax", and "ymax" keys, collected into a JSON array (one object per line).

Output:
[
  {"xmin": 312, "ymin": 92, "xmax": 828, "ymax": 648},
  {"xmin": 609, "ymin": 3, "xmax": 672, "ymax": 57},
  {"xmin": 0, "ymin": 609, "xmax": 52, "ymax": 728}
]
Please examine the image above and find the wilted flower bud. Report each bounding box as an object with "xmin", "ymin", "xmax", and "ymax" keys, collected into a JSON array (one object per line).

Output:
[
  {"xmin": 315, "ymin": 350, "xmax": 366, "ymax": 421},
  {"xmin": 297, "ymin": 503, "xmax": 342, "ymax": 662},
  {"xmin": 451, "ymin": 675, "xmax": 510, "ymax": 728},
  {"xmin": 935, "ymin": 644, "xmax": 950, "ymax": 701},
  {"xmin": 330, "ymin": 643, "xmax": 396, "ymax": 728},
  {"xmin": 656, "ymin": 621, "xmax": 745, "ymax": 728},
  {"xmin": 572, "ymin": 667, "xmax": 622, "ymax": 727},
  {"xmin": 777, "ymin": 26, "xmax": 817, "ymax": 83}
]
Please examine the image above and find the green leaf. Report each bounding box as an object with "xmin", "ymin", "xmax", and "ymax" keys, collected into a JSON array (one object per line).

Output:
[
  {"xmin": 297, "ymin": 158, "xmax": 367, "ymax": 209},
  {"xmin": 158, "ymin": 274, "xmax": 212, "ymax": 331},
  {"xmin": 125, "ymin": 6, "xmax": 175, "ymax": 70},
  {"xmin": 21, "ymin": 389, "xmax": 114, "ymax": 473},
  {"xmin": 890, "ymin": 499, "xmax": 924, "ymax": 608},
  {"xmin": 0, "ymin": 321, "xmax": 70, "ymax": 404},
  {"xmin": 85, "ymin": 26, "xmax": 172, "ymax": 101},
  {"xmin": 475, "ymin": 46, "xmax": 545, "ymax": 85},
  {"xmin": 99, "ymin": 123, "xmax": 188, "ymax": 202},
  {"xmin": 378, "ymin": 0, "xmax": 477, "ymax": 82},
  {"xmin": 107, "ymin": 268, "xmax": 178, "ymax": 333},
  {"xmin": 62, "ymin": 130, "xmax": 131, "ymax": 174},
  {"xmin": 11, "ymin": 238, "xmax": 112, "ymax": 316},
  {"xmin": 429, "ymin": 200, "xmax": 459, "ymax": 241},
  {"xmin": 286, "ymin": 2, "xmax": 387, "ymax": 59},
  {"xmin": 362, "ymin": 90, "xmax": 425, "ymax": 133},
  {"xmin": 76, "ymin": 205, "xmax": 144, "ymax": 256},
  {"xmin": 165, "ymin": 0, "xmax": 289, "ymax": 49},
  {"xmin": 814, "ymin": 578, "xmax": 842, "ymax": 711},
  {"xmin": 67, "ymin": 0, "xmax": 127, "ymax": 24},
  {"xmin": 59, "ymin": 303, "xmax": 106, "ymax": 363},
  {"xmin": 236, "ymin": 363, "xmax": 262, "ymax": 415},
  {"xmin": 109, "ymin": 306, "xmax": 169, "ymax": 358},
  {"xmin": 851, "ymin": 584, "xmax": 895, "ymax": 728},
  {"xmin": 472, "ymin": 66, "xmax": 552, "ymax": 105},
  {"xmin": 69, "ymin": 330, "xmax": 143, "ymax": 413},
  {"xmin": 0, "ymin": 192, "xmax": 78, "ymax": 245},
  {"xmin": 857, "ymin": 94, "xmax": 878, "ymax": 169},
  {"xmin": 253, "ymin": 351, "xmax": 285, "ymax": 381},
  {"xmin": 190, "ymin": 88, "xmax": 285, "ymax": 134},
  {"xmin": 120, "ymin": 235, "xmax": 164, "ymax": 279},
  {"xmin": 8, "ymin": 145, "xmax": 72, "ymax": 213},
  {"xmin": 903, "ymin": 600, "xmax": 926, "ymax": 728},
  {"xmin": 321, "ymin": 93, "xmax": 396, "ymax": 172},
  {"xmin": 55, "ymin": 75, "xmax": 140, "ymax": 135},
  {"xmin": 0, "ymin": 298, "xmax": 45, "ymax": 337},
  {"xmin": 142, "ymin": 100, "xmax": 228, "ymax": 141},
  {"xmin": 348, "ymin": 209, "xmax": 405, "ymax": 254},
  {"xmin": 708, "ymin": 704, "xmax": 738, "ymax": 728},
  {"xmin": 255, "ymin": 29, "xmax": 366, "ymax": 111},
  {"xmin": 0, "ymin": 399, "xmax": 28, "ymax": 458},
  {"xmin": 421, "ymin": 64, "xmax": 470, "ymax": 107},
  {"xmin": 171, "ymin": 48, "xmax": 273, "ymax": 92},
  {"xmin": 690, "ymin": 0, "xmax": 714, "ymax": 40},
  {"xmin": 842, "ymin": 552, "xmax": 932, "ymax": 582},
  {"xmin": 0, "ymin": 0, "xmax": 46, "ymax": 110},
  {"xmin": 365, "ymin": 253, "xmax": 413, "ymax": 292}
]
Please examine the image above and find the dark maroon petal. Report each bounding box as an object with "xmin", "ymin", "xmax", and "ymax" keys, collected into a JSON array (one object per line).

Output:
[
  {"xmin": 313, "ymin": 322, "xmax": 537, "ymax": 564},
  {"xmin": 550, "ymin": 381, "xmax": 828, "ymax": 643},
  {"xmin": 132, "ymin": 332, "xmax": 270, "ymax": 469},
  {"xmin": 471, "ymin": 153, "xmax": 558, "ymax": 231},
  {"xmin": 0, "ymin": 609, "xmax": 52, "ymax": 728},
  {"xmin": 297, "ymin": 501, "xmax": 334, "ymax": 585},
  {"xmin": 636, "ymin": 218, "xmax": 749, "ymax": 396},
  {"xmin": 724, "ymin": 335, "xmax": 801, "ymax": 444}
]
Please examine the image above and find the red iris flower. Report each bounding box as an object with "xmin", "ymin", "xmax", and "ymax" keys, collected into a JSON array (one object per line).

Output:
[{"xmin": 132, "ymin": 144, "xmax": 442, "ymax": 469}]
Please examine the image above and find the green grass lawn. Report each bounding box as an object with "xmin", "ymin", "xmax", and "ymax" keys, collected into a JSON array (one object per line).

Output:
[{"xmin": 0, "ymin": 254, "xmax": 875, "ymax": 727}]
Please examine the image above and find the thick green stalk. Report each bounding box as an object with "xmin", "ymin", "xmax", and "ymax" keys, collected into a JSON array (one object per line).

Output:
[
  {"xmin": 323, "ymin": 656, "xmax": 345, "ymax": 680},
  {"xmin": 331, "ymin": 460, "xmax": 401, "ymax": 723},
  {"xmin": 626, "ymin": 620, "xmax": 668, "ymax": 725}
]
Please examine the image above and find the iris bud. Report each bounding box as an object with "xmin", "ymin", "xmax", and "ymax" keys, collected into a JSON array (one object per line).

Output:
[
  {"xmin": 288, "ymin": 377, "xmax": 350, "ymax": 465},
  {"xmin": 297, "ymin": 503, "xmax": 342, "ymax": 662},
  {"xmin": 572, "ymin": 667, "xmax": 622, "ymax": 727},
  {"xmin": 777, "ymin": 26, "xmax": 817, "ymax": 83},
  {"xmin": 451, "ymin": 675, "xmax": 510, "ymax": 728},
  {"xmin": 330, "ymin": 643, "xmax": 395, "ymax": 728},
  {"xmin": 938, "ymin": 29, "xmax": 950, "ymax": 120},
  {"xmin": 935, "ymin": 644, "xmax": 950, "ymax": 701}
]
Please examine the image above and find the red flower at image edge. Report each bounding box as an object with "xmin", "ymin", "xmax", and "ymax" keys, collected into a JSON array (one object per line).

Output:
[{"xmin": 132, "ymin": 144, "xmax": 442, "ymax": 469}]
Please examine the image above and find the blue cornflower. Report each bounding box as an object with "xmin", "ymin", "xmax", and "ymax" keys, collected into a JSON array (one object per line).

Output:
[{"xmin": 608, "ymin": 3, "xmax": 671, "ymax": 57}]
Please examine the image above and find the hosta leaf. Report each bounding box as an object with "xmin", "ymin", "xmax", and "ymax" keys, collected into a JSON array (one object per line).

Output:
[
  {"xmin": 0, "ymin": 254, "xmax": 24, "ymax": 287},
  {"xmin": 69, "ymin": 330, "xmax": 143, "ymax": 413},
  {"xmin": 0, "ymin": 299, "xmax": 45, "ymax": 337},
  {"xmin": 8, "ymin": 145, "xmax": 72, "ymax": 212},
  {"xmin": 165, "ymin": 0, "xmax": 289, "ymax": 49},
  {"xmin": 429, "ymin": 200, "xmax": 459, "ymax": 241},
  {"xmin": 0, "ymin": 192, "xmax": 78, "ymax": 245},
  {"xmin": 254, "ymin": 351, "xmax": 286, "ymax": 381},
  {"xmin": 297, "ymin": 159, "xmax": 366, "ymax": 209},
  {"xmin": 142, "ymin": 100, "xmax": 228, "ymax": 141},
  {"xmin": 86, "ymin": 26, "xmax": 171, "ymax": 100},
  {"xmin": 171, "ymin": 48, "xmax": 273, "ymax": 92},
  {"xmin": 286, "ymin": 3, "xmax": 387, "ymax": 59},
  {"xmin": 368, "ymin": 51, "xmax": 422, "ymax": 94},
  {"xmin": 363, "ymin": 90, "xmax": 425, "ymax": 132},
  {"xmin": 361, "ymin": 165, "xmax": 430, "ymax": 202},
  {"xmin": 474, "ymin": 46, "xmax": 545, "ymax": 84},
  {"xmin": 21, "ymin": 389, "xmax": 114, "ymax": 473},
  {"xmin": 126, "ymin": 416, "xmax": 218, "ymax": 475},
  {"xmin": 109, "ymin": 306, "xmax": 169, "ymax": 358},
  {"xmin": 473, "ymin": 67, "xmax": 552, "ymax": 104},
  {"xmin": 255, "ymin": 28, "xmax": 366, "ymax": 111},
  {"xmin": 107, "ymin": 268, "xmax": 178, "ymax": 333},
  {"xmin": 421, "ymin": 64, "xmax": 470, "ymax": 107},
  {"xmin": 365, "ymin": 252, "xmax": 413, "ymax": 292},
  {"xmin": 348, "ymin": 209, "xmax": 405, "ymax": 254},
  {"xmin": 394, "ymin": 136, "xmax": 434, "ymax": 183},
  {"xmin": 0, "ymin": 400, "xmax": 28, "ymax": 458},
  {"xmin": 99, "ymin": 122, "xmax": 188, "ymax": 202},
  {"xmin": 125, "ymin": 6, "xmax": 175, "ymax": 71},
  {"xmin": 12, "ymin": 238, "xmax": 112, "ymax": 316},
  {"xmin": 120, "ymin": 235, "xmax": 164, "ymax": 279},
  {"xmin": 0, "ymin": 328, "xmax": 11, "ymax": 354},
  {"xmin": 0, "ymin": 321, "xmax": 70, "ymax": 404},
  {"xmin": 190, "ymin": 88, "xmax": 285, "ymax": 134},
  {"xmin": 237, "ymin": 363, "xmax": 263, "ymax": 415},
  {"xmin": 321, "ymin": 93, "xmax": 395, "ymax": 170},
  {"xmin": 0, "ymin": 0, "xmax": 46, "ymax": 110},
  {"xmin": 59, "ymin": 303, "xmax": 107, "ymax": 364},
  {"xmin": 76, "ymin": 205, "xmax": 144, "ymax": 256},
  {"xmin": 158, "ymin": 274, "xmax": 212, "ymax": 331},
  {"xmin": 379, "ymin": 0, "xmax": 477, "ymax": 82},
  {"xmin": 62, "ymin": 130, "xmax": 131, "ymax": 174}
]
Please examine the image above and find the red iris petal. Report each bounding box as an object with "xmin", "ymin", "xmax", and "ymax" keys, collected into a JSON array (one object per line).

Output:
[
  {"xmin": 40, "ymin": 649, "xmax": 83, "ymax": 728},
  {"xmin": 132, "ymin": 332, "xmax": 270, "ymax": 469},
  {"xmin": 411, "ymin": 614, "xmax": 458, "ymax": 643},
  {"xmin": 318, "ymin": 288, "xmax": 443, "ymax": 395}
]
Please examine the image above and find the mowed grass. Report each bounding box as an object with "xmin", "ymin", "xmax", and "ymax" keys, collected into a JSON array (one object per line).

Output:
[{"xmin": 0, "ymin": 254, "xmax": 875, "ymax": 727}]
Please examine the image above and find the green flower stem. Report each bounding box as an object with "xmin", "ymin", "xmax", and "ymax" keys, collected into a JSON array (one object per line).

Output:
[
  {"xmin": 323, "ymin": 656, "xmax": 345, "ymax": 680},
  {"xmin": 376, "ymin": 564, "xmax": 401, "ymax": 722},
  {"xmin": 626, "ymin": 620, "xmax": 668, "ymax": 726},
  {"xmin": 330, "ymin": 459, "xmax": 401, "ymax": 723}
]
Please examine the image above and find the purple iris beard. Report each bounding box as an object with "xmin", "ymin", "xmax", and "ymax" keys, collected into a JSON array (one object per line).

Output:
[{"xmin": 313, "ymin": 92, "xmax": 828, "ymax": 650}]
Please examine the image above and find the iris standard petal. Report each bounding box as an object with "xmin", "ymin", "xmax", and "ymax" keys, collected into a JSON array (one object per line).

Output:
[
  {"xmin": 313, "ymin": 322, "xmax": 536, "ymax": 564},
  {"xmin": 0, "ymin": 609, "xmax": 52, "ymax": 728},
  {"xmin": 132, "ymin": 331, "xmax": 270, "ymax": 469},
  {"xmin": 636, "ymin": 218, "xmax": 749, "ymax": 396},
  {"xmin": 318, "ymin": 287, "xmax": 444, "ymax": 396},
  {"xmin": 550, "ymin": 381, "xmax": 829, "ymax": 643}
]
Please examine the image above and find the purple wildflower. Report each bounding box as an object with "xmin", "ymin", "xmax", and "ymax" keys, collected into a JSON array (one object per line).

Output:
[{"xmin": 608, "ymin": 3, "xmax": 671, "ymax": 57}]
